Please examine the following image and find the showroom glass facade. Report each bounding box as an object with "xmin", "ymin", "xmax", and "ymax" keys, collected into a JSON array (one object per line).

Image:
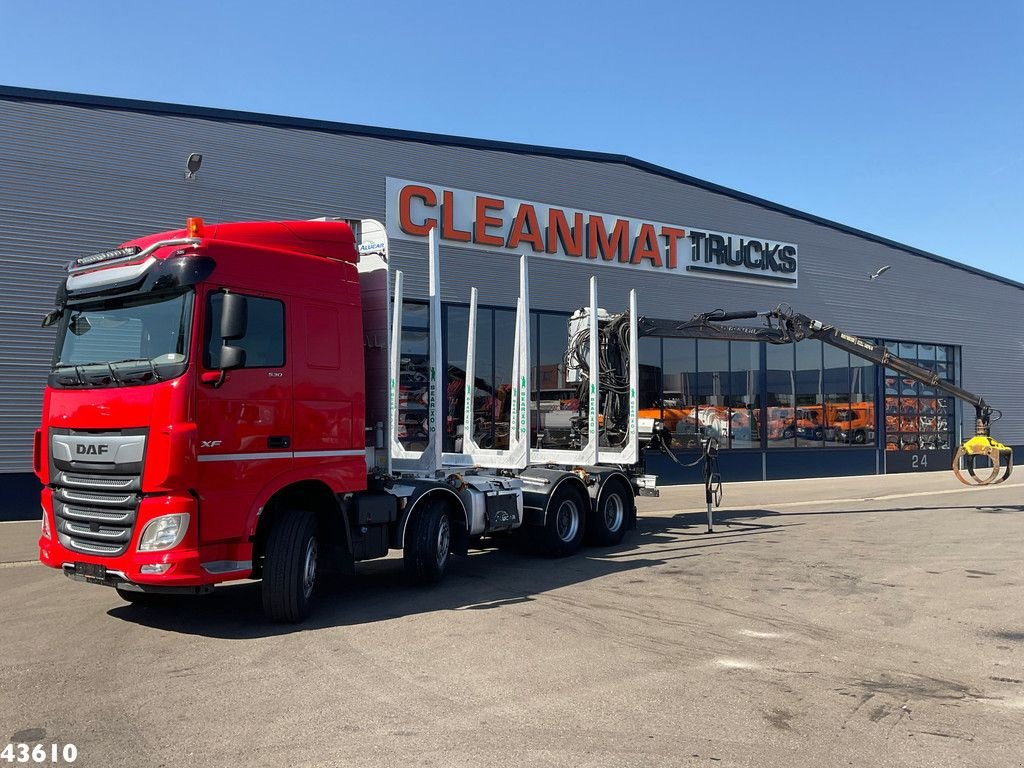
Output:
[
  {"xmin": 392, "ymin": 301, "xmax": 960, "ymax": 462},
  {"xmin": 881, "ymin": 341, "xmax": 959, "ymax": 460},
  {"xmin": 638, "ymin": 336, "xmax": 877, "ymax": 450}
]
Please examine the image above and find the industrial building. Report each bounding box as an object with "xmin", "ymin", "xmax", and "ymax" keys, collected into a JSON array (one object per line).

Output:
[{"xmin": 2, "ymin": 85, "xmax": 1021, "ymax": 519}]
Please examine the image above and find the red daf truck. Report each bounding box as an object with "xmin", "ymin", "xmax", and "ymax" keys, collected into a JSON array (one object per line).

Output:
[{"xmin": 35, "ymin": 217, "xmax": 654, "ymax": 621}]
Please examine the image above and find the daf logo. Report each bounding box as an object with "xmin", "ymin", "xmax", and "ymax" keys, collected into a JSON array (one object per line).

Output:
[{"xmin": 76, "ymin": 444, "xmax": 109, "ymax": 456}]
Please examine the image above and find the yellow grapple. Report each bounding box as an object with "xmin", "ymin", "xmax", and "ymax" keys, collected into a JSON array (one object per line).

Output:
[{"xmin": 952, "ymin": 435, "xmax": 1013, "ymax": 486}]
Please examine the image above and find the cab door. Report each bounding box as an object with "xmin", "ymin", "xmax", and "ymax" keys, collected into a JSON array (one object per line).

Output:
[{"xmin": 195, "ymin": 288, "xmax": 292, "ymax": 544}]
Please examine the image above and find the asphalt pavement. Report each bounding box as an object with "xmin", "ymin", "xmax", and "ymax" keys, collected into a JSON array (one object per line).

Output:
[{"xmin": 1, "ymin": 472, "xmax": 1022, "ymax": 767}]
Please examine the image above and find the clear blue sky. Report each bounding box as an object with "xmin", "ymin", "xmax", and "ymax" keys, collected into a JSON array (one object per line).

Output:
[{"xmin": 3, "ymin": 1, "xmax": 1022, "ymax": 281}]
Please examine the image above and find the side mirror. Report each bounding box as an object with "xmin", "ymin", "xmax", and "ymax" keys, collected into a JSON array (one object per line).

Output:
[
  {"xmin": 203, "ymin": 345, "xmax": 246, "ymax": 387},
  {"xmin": 41, "ymin": 309, "xmax": 63, "ymax": 328},
  {"xmin": 220, "ymin": 292, "xmax": 247, "ymax": 340},
  {"xmin": 219, "ymin": 345, "xmax": 246, "ymax": 371}
]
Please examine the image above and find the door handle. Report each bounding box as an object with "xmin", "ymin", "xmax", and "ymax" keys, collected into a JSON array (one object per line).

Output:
[{"xmin": 268, "ymin": 436, "xmax": 291, "ymax": 449}]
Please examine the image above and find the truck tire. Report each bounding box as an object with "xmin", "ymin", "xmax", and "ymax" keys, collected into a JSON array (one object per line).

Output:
[
  {"xmin": 536, "ymin": 482, "xmax": 587, "ymax": 557},
  {"xmin": 261, "ymin": 510, "xmax": 319, "ymax": 623},
  {"xmin": 588, "ymin": 479, "xmax": 632, "ymax": 547},
  {"xmin": 403, "ymin": 499, "xmax": 452, "ymax": 584}
]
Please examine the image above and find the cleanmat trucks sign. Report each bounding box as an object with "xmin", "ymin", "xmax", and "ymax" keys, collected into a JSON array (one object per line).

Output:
[{"xmin": 386, "ymin": 177, "xmax": 798, "ymax": 287}]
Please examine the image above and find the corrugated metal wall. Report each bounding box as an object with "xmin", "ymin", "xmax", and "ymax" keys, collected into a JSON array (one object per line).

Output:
[{"xmin": 1, "ymin": 93, "xmax": 1022, "ymax": 475}]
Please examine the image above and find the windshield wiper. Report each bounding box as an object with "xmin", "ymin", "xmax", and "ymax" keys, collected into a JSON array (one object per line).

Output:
[
  {"xmin": 54, "ymin": 357, "xmax": 180, "ymax": 386},
  {"xmin": 51, "ymin": 363, "xmax": 105, "ymax": 386},
  {"xmin": 108, "ymin": 358, "xmax": 164, "ymax": 383},
  {"xmin": 106, "ymin": 363, "xmax": 124, "ymax": 385}
]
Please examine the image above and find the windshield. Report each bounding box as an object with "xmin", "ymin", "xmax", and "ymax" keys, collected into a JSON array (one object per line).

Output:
[{"xmin": 51, "ymin": 291, "xmax": 193, "ymax": 387}]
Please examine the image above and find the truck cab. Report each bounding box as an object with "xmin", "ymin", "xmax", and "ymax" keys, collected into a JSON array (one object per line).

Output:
[{"xmin": 37, "ymin": 219, "xmax": 368, "ymax": 599}]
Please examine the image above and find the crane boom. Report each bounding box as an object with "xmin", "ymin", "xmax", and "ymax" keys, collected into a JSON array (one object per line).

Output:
[{"xmin": 636, "ymin": 305, "xmax": 1013, "ymax": 486}]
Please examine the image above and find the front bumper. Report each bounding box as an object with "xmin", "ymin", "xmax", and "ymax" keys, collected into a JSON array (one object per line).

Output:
[
  {"xmin": 60, "ymin": 562, "xmax": 213, "ymax": 594},
  {"xmin": 39, "ymin": 490, "xmax": 251, "ymax": 589}
]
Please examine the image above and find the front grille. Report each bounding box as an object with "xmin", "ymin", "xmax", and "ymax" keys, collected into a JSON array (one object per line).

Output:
[
  {"xmin": 53, "ymin": 475, "xmax": 139, "ymax": 558},
  {"xmin": 60, "ymin": 504, "xmax": 133, "ymax": 524},
  {"xmin": 57, "ymin": 471, "xmax": 139, "ymax": 492},
  {"xmin": 57, "ymin": 488, "xmax": 135, "ymax": 506}
]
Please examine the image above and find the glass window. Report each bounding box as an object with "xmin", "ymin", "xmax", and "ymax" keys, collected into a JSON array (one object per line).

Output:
[
  {"xmin": 728, "ymin": 342, "xmax": 760, "ymax": 449},
  {"xmin": 398, "ymin": 300, "xmax": 430, "ymax": 451},
  {"xmin": 59, "ymin": 291, "xmax": 191, "ymax": 368},
  {"xmin": 765, "ymin": 343, "xmax": 795, "ymax": 447},
  {"xmin": 532, "ymin": 312, "xmax": 573, "ymax": 450},
  {"xmin": 402, "ymin": 302, "xmax": 430, "ymax": 330},
  {"xmin": 662, "ymin": 339, "xmax": 698, "ymax": 449},
  {"xmin": 697, "ymin": 340, "xmax": 730, "ymax": 445},
  {"xmin": 638, "ymin": 338, "xmax": 662, "ymax": 411},
  {"xmin": 444, "ymin": 304, "xmax": 499, "ymax": 452},
  {"xmin": 822, "ymin": 346, "xmax": 849, "ymax": 446},
  {"xmin": 444, "ymin": 305, "xmax": 469, "ymax": 453},
  {"xmin": 492, "ymin": 309, "xmax": 517, "ymax": 450},
  {"xmin": 880, "ymin": 339, "xmax": 956, "ymax": 454},
  {"xmin": 794, "ymin": 340, "xmax": 824, "ymax": 447},
  {"xmin": 205, "ymin": 292, "xmax": 284, "ymax": 368},
  {"xmin": 846, "ymin": 350, "xmax": 876, "ymax": 446}
]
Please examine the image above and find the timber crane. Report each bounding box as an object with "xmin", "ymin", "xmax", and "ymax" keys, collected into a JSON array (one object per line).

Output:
[{"xmin": 642, "ymin": 306, "xmax": 1012, "ymax": 486}]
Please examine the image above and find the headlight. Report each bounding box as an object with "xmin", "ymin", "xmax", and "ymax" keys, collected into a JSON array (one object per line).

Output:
[
  {"xmin": 41, "ymin": 507, "xmax": 52, "ymax": 540},
  {"xmin": 138, "ymin": 513, "xmax": 190, "ymax": 552}
]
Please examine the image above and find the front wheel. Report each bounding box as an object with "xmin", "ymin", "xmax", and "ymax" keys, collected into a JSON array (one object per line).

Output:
[
  {"xmin": 535, "ymin": 482, "xmax": 587, "ymax": 557},
  {"xmin": 261, "ymin": 510, "xmax": 319, "ymax": 623}
]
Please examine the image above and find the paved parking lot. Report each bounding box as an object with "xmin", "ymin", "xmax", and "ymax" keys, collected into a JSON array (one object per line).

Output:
[{"xmin": 1, "ymin": 473, "xmax": 1023, "ymax": 767}]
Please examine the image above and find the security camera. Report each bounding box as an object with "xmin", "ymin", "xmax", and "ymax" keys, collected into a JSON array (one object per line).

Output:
[{"xmin": 185, "ymin": 153, "xmax": 203, "ymax": 180}]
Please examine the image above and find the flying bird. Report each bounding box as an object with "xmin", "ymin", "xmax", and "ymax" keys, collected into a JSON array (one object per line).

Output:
[{"xmin": 869, "ymin": 265, "xmax": 892, "ymax": 280}]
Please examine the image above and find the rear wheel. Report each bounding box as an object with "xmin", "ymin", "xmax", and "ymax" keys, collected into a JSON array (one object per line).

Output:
[
  {"xmin": 261, "ymin": 510, "xmax": 319, "ymax": 623},
  {"xmin": 536, "ymin": 482, "xmax": 587, "ymax": 557},
  {"xmin": 588, "ymin": 480, "xmax": 632, "ymax": 546},
  {"xmin": 404, "ymin": 499, "xmax": 452, "ymax": 584}
]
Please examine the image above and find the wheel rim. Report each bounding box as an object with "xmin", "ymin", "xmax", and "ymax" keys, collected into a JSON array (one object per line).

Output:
[
  {"xmin": 302, "ymin": 537, "xmax": 318, "ymax": 600},
  {"xmin": 436, "ymin": 513, "xmax": 451, "ymax": 569},
  {"xmin": 603, "ymin": 492, "xmax": 624, "ymax": 533},
  {"xmin": 555, "ymin": 499, "xmax": 580, "ymax": 543}
]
